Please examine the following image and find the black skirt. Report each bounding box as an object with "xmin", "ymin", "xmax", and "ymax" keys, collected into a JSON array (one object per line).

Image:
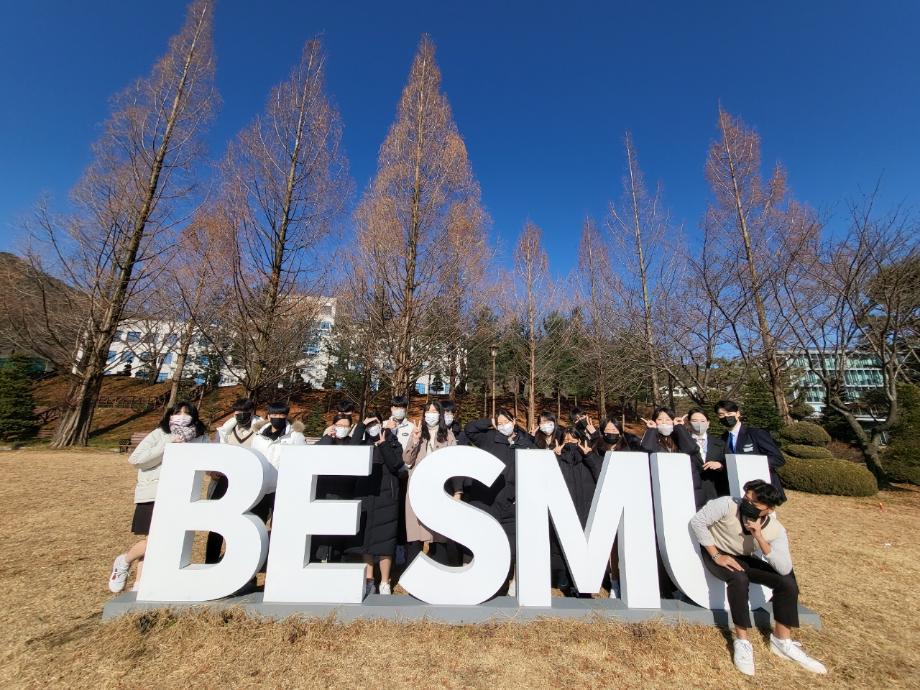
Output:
[{"xmin": 131, "ymin": 501, "xmax": 154, "ymax": 535}]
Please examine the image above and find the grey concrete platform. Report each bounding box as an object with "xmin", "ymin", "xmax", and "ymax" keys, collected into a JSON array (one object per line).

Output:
[{"xmin": 102, "ymin": 593, "xmax": 821, "ymax": 629}]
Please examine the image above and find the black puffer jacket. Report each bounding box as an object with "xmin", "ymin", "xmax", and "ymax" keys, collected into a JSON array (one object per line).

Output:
[
  {"xmin": 555, "ymin": 443, "xmax": 601, "ymax": 526},
  {"xmin": 346, "ymin": 422, "xmax": 405, "ymax": 557},
  {"xmin": 462, "ymin": 418, "xmax": 536, "ymax": 524}
]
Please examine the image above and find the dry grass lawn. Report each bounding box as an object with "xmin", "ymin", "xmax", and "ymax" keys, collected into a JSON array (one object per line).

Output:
[{"xmin": 0, "ymin": 448, "xmax": 918, "ymax": 689}]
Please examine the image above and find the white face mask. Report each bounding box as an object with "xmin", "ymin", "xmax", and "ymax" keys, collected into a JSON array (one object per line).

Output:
[
  {"xmin": 691, "ymin": 421, "xmax": 709, "ymax": 435},
  {"xmin": 391, "ymin": 408, "xmax": 406, "ymax": 421},
  {"xmin": 367, "ymin": 424, "xmax": 381, "ymax": 437},
  {"xmin": 497, "ymin": 422, "xmax": 515, "ymax": 436},
  {"xmin": 334, "ymin": 426, "xmax": 350, "ymax": 439},
  {"xmin": 443, "ymin": 413, "xmax": 454, "ymax": 426},
  {"xmin": 424, "ymin": 412, "xmax": 440, "ymax": 426},
  {"xmin": 657, "ymin": 423, "xmax": 674, "ymax": 437},
  {"xmin": 539, "ymin": 422, "xmax": 555, "ymax": 435}
]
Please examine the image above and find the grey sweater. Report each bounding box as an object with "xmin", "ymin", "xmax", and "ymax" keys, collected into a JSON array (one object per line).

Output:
[{"xmin": 689, "ymin": 496, "xmax": 793, "ymax": 575}]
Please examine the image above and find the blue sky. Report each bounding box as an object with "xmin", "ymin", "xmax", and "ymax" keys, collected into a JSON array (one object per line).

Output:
[{"xmin": 1, "ymin": 1, "xmax": 918, "ymax": 274}]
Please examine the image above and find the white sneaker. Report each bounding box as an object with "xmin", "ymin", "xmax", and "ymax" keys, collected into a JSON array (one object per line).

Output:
[
  {"xmin": 379, "ymin": 582, "xmax": 392, "ymax": 595},
  {"xmin": 733, "ymin": 639, "xmax": 755, "ymax": 676},
  {"xmin": 363, "ymin": 579, "xmax": 376, "ymax": 599},
  {"xmin": 507, "ymin": 578, "xmax": 516, "ymax": 597},
  {"xmin": 770, "ymin": 634, "xmax": 827, "ymax": 674},
  {"xmin": 608, "ymin": 580, "xmax": 621, "ymax": 599},
  {"xmin": 108, "ymin": 554, "xmax": 129, "ymax": 593}
]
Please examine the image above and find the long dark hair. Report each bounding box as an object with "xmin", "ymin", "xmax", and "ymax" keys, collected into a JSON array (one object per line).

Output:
[
  {"xmin": 597, "ymin": 417, "xmax": 629, "ymax": 452},
  {"xmin": 421, "ymin": 400, "xmax": 449, "ymax": 443},
  {"xmin": 159, "ymin": 401, "xmax": 206, "ymax": 437},
  {"xmin": 534, "ymin": 410, "xmax": 563, "ymax": 449},
  {"xmin": 652, "ymin": 406, "xmax": 678, "ymax": 452}
]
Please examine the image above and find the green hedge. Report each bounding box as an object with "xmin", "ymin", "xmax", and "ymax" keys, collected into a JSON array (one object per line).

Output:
[
  {"xmin": 783, "ymin": 444, "xmax": 834, "ymax": 460},
  {"xmin": 779, "ymin": 456, "xmax": 877, "ymax": 497},
  {"xmin": 778, "ymin": 422, "xmax": 831, "ymax": 448},
  {"xmin": 885, "ymin": 460, "xmax": 920, "ymax": 486}
]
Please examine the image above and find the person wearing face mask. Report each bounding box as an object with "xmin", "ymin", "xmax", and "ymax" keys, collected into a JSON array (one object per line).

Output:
[
  {"xmin": 440, "ymin": 399, "xmax": 468, "ymax": 445},
  {"xmin": 640, "ymin": 406, "xmax": 711, "ymax": 508},
  {"xmin": 403, "ymin": 401, "xmax": 457, "ymax": 567},
  {"xmin": 715, "ymin": 400, "xmax": 785, "ymax": 500},
  {"xmin": 252, "ymin": 401, "xmax": 307, "ymax": 471},
  {"xmin": 594, "ymin": 417, "xmax": 641, "ymax": 453},
  {"xmin": 321, "ymin": 399, "xmax": 359, "ymax": 438},
  {"xmin": 464, "ymin": 408, "xmax": 536, "ymax": 596},
  {"xmin": 345, "ymin": 411, "xmax": 407, "ymax": 597},
  {"xmin": 216, "ymin": 398, "xmax": 262, "ymax": 446},
  {"xmin": 550, "ymin": 425, "xmax": 601, "ymax": 597},
  {"xmin": 531, "ymin": 410, "xmax": 565, "ymax": 451},
  {"xmin": 108, "ymin": 402, "xmax": 209, "ymax": 594},
  {"xmin": 388, "ymin": 395, "xmax": 416, "ymax": 450},
  {"xmin": 640, "ymin": 406, "xmax": 710, "ymax": 600},
  {"xmin": 690, "ymin": 480, "xmax": 826, "ymax": 677},
  {"xmin": 206, "ymin": 399, "xmax": 264, "ymax": 565},
  {"xmin": 686, "ymin": 407, "xmax": 729, "ymax": 498},
  {"xmin": 314, "ymin": 412, "xmax": 359, "ymax": 562},
  {"xmin": 588, "ymin": 417, "xmax": 640, "ymax": 598}
]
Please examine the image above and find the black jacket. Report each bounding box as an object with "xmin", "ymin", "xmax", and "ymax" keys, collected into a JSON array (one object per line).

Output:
[
  {"xmin": 698, "ymin": 433, "xmax": 730, "ymax": 498},
  {"xmin": 463, "ymin": 418, "xmax": 536, "ymax": 523},
  {"xmin": 449, "ymin": 420, "xmax": 470, "ymax": 446},
  {"xmin": 640, "ymin": 424, "xmax": 712, "ymax": 508},
  {"xmin": 315, "ymin": 433, "xmax": 357, "ymax": 500},
  {"xmin": 555, "ymin": 443, "xmax": 602, "ymax": 526},
  {"xmin": 347, "ymin": 422, "xmax": 405, "ymax": 556},
  {"xmin": 722, "ymin": 424, "xmax": 786, "ymax": 500}
]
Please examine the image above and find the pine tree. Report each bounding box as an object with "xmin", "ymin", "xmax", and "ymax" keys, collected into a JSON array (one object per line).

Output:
[
  {"xmin": 0, "ymin": 355, "xmax": 41, "ymax": 442},
  {"xmin": 740, "ymin": 374, "xmax": 782, "ymax": 433}
]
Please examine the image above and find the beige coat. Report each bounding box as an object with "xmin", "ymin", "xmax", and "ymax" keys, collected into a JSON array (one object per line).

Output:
[{"xmin": 403, "ymin": 427, "xmax": 456, "ymax": 542}]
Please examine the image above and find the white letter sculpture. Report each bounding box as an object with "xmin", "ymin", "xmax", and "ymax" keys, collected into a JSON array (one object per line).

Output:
[
  {"xmin": 263, "ymin": 444, "xmax": 372, "ymax": 604},
  {"xmin": 516, "ymin": 450, "xmax": 660, "ymax": 608},
  {"xmin": 399, "ymin": 446, "xmax": 511, "ymax": 605},
  {"xmin": 651, "ymin": 452, "xmax": 773, "ymax": 609},
  {"xmin": 139, "ymin": 443, "xmax": 272, "ymax": 602}
]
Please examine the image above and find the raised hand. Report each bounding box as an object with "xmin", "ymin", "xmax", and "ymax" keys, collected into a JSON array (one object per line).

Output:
[{"xmin": 640, "ymin": 417, "xmax": 657, "ymax": 429}]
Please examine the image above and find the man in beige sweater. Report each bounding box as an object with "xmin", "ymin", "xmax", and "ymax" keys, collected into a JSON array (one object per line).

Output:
[{"xmin": 690, "ymin": 480, "xmax": 826, "ymax": 677}]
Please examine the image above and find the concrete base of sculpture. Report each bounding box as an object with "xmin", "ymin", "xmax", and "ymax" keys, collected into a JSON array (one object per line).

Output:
[{"xmin": 102, "ymin": 593, "xmax": 821, "ymax": 629}]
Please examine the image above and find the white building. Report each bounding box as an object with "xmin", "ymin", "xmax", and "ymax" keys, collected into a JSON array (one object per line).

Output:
[{"xmin": 105, "ymin": 298, "xmax": 337, "ymax": 389}]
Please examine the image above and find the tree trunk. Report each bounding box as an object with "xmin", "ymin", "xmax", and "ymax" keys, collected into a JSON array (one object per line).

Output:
[
  {"xmin": 828, "ymin": 396, "xmax": 888, "ymax": 484},
  {"xmin": 51, "ymin": 6, "xmax": 210, "ymax": 447},
  {"xmin": 625, "ymin": 137, "xmax": 661, "ymax": 408},
  {"xmin": 718, "ymin": 113, "xmax": 791, "ymax": 425}
]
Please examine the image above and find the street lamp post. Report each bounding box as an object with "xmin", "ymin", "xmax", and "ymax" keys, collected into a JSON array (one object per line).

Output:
[{"xmin": 490, "ymin": 343, "xmax": 498, "ymax": 420}]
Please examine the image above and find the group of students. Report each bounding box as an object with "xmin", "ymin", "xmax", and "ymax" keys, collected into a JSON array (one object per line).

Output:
[{"xmin": 106, "ymin": 395, "xmax": 825, "ymax": 676}]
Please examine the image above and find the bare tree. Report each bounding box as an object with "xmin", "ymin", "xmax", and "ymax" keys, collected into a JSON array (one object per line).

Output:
[
  {"xmin": 577, "ymin": 217, "xmax": 615, "ymax": 416},
  {"xmin": 703, "ymin": 107, "xmax": 808, "ymax": 424},
  {"xmin": 27, "ymin": 0, "xmax": 216, "ymax": 446},
  {"xmin": 608, "ymin": 132, "xmax": 680, "ymax": 407},
  {"xmin": 657, "ymin": 230, "xmax": 748, "ymax": 406},
  {"xmin": 204, "ymin": 39, "xmax": 350, "ymax": 398},
  {"xmin": 353, "ymin": 35, "xmax": 485, "ymax": 397},
  {"xmin": 775, "ymin": 196, "xmax": 919, "ymax": 481},
  {"xmin": 0, "ymin": 248, "xmax": 87, "ymax": 370}
]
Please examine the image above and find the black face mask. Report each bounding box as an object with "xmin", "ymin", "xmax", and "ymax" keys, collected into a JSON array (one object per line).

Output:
[
  {"xmin": 604, "ymin": 433, "xmax": 620, "ymax": 445},
  {"xmin": 720, "ymin": 415, "xmax": 739, "ymax": 428},
  {"xmin": 269, "ymin": 417, "xmax": 287, "ymax": 430},
  {"xmin": 739, "ymin": 499, "xmax": 762, "ymax": 522},
  {"xmin": 235, "ymin": 412, "xmax": 253, "ymax": 427}
]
